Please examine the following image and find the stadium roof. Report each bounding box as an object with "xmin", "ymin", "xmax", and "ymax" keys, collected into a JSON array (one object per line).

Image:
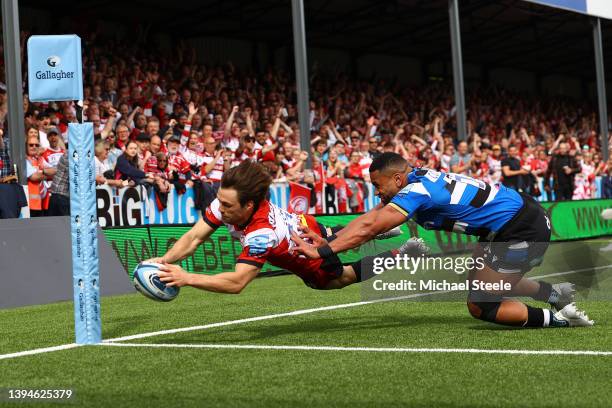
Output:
[{"xmin": 19, "ymin": 0, "xmax": 612, "ymax": 80}]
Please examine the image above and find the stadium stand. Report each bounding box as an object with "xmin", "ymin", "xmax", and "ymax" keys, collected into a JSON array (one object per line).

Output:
[{"xmin": 0, "ymin": 22, "xmax": 611, "ymax": 218}]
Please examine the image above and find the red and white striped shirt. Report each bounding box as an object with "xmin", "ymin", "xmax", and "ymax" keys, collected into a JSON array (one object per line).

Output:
[
  {"xmin": 200, "ymin": 152, "xmax": 225, "ymax": 182},
  {"xmin": 167, "ymin": 151, "xmax": 192, "ymax": 183},
  {"xmin": 41, "ymin": 147, "xmax": 65, "ymax": 168},
  {"xmin": 144, "ymin": 155, "xmax": 158, "ymax": 174}
]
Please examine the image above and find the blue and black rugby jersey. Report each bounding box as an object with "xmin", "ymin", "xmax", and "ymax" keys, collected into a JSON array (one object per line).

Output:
[{"xmin": 389, "ymin": 169, "xmax": 524, "ymax": 237}]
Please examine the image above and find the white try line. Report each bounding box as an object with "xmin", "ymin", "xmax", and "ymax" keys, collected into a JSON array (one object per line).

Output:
[
  {"xmin": 103, "ymin": 290, "xmax": 444, "ymax": 343},
  {"xmin": 0, "ymin": 343, "xmax": 80, "ymax": 361},
  {"xmin": 0, "ymin": 264, "xmax": 610, "ymax": 361},
  {"xmin": 99, "ymin": 342, "xmax": 612, "ymax": 356}
]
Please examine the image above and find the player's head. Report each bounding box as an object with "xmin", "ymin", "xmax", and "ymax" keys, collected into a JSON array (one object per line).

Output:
[
  {"xmin": 218, "ymin": 160, "xmax": 272, "ymax": 224},
  {"xmin": 369, "ymin": 152, "xmax": 409, "ymax": 205}
]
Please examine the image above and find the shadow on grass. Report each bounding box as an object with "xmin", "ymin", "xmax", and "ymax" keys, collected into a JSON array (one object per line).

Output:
[
  {"xmin": 151, "ymin": 312, "xmax": 476, "ymax": 344},
  {"xmin": 467, "ymin": 324, "xmax": 526, "ymax": 331}
]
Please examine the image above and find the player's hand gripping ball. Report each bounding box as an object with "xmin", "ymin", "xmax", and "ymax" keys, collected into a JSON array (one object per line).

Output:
[{"xmin": 133, "ymin": 262, "xmax": 180, "ymax": 301}]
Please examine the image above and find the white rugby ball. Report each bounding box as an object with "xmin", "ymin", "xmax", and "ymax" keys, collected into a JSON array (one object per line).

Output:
[{"xmin": 133, "ymin": 262, "xmax": 180, "ymax": 302}]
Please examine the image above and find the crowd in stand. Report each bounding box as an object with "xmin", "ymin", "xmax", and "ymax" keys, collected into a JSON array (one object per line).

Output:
[{"xmin": 0, "ymin": 35, "xmax": 611, "ymax": 218}]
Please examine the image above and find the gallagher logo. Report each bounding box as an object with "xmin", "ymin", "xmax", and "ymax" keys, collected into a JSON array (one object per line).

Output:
[
  {"xmin": 46, "ymin": 55, "xmax": 61, "ymax": 67},
  {"xmin": 36, "ymin": 55, "xmax": 75, "ymax": 81}
]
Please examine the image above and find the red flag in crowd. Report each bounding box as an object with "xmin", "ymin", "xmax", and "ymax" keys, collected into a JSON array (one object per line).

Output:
[
  {"xmin": 313, "ymin": 160, "xmax": 325, "ymax": 214},
  {"xmin": 288, "ymin": 182, "xmax": 311, "ymax": 214},
  {"xmin": 335, "ymin": 178, "xmax": 348, "ymax": 213}
]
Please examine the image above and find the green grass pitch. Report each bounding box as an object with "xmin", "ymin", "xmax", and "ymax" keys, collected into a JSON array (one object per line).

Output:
[{"xmin": 0, "ymin": 239, "xmax": 611, "ymax": 407}]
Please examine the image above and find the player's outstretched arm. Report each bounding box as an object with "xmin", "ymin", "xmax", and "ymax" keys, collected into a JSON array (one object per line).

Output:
[
  {"xmin": 332, "ymin": 202, "xmax": 384, "ymax": 240},
  {"xmin": 328, "ymin": 205, "xmax": 406, "ymax": 253},
  {"xmin": 157, "ymin": 262, "xmax": 260, "ymax": 294},
  {"xmin": 291, "ymin": 205, "xmax": 406, "ymax": 258},
  {"xmin": 149, "ymin": 218, "xmax": 216, "ymax": 264}
]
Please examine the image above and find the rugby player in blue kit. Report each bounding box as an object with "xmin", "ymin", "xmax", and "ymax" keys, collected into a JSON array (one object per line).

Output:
[{"xmin": 292, "ymin": 152, "xmax": 593, "ymax": 328}]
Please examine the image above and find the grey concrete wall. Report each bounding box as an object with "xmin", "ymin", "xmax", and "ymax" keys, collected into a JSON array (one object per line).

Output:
[{"xmin": 0, "ymin": 216, "xmax": 134, "ymax": 309}]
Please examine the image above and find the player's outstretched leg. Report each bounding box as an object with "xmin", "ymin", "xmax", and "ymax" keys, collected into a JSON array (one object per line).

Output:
[
  {"xmin": 510, "ymin": 278, "xmax": 576, "ymax": 311},
  {"xmin": 324, "ymin": 237, "xmax": 430, "ymax": 289},
  {"xmin": 466, "ymin": 264, "xmax": 593, "ymax": 328},
  {"xmin": 349, "ymin": 237, "xmax": 430, "ymax": 283},
  {"xmin": 467, "ymin": 294, "xmax": 594, "ymax": 328}
]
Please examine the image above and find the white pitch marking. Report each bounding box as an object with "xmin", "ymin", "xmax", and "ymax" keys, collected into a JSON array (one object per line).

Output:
[
  {"xmin": 0, "ymin": 343, "xmax": 81, "ymax": 361},
  {"xmin": 99, "ymin": 342, "xmax": 612, "ymax": 356},
  {"xmin": 0, "ymin": 264, "xmax": 610, "ymax": 361},
  {"xmin": 528, "ymin": 264, "xmax": 610, "ymax": 280},
  {"xmin": 102, "ymin": 290, "xmax": 444, "ymax": 343}
]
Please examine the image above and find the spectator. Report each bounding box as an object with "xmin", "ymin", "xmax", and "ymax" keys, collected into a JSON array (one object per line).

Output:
[
  {"xmin": 576, "ymin": 151, "xmax": 597, "ymax": 199},
  {"xmin": 368, "ymin": 137, "xmax": 381, "ymax": 161},
  {"xmin": 334, "ymin": 141, "xmax": 349, "ymax": 164},
  {"xmin": 130, "ymin": 113, "xmax": 148, "ymax": 140},
  {"xmin": 345, "ymin": 151, "xmax": 366, "ymax": 212},
  {"xmin": 145, "ymin": 117, "xmax": 161, "ymax": 139},
  {"xmin": 487, "ymin": 144, "xmax": 503, "ymax": 183},
  {"xmin": 548, "ymin": 142, "xmax": 580, "ymax": 200},
  {"xmin": 106, "ymin": 131, "xmax": 123, "ymax": 169},
  {"xmin": 0, "ymin": 127, "xmax": 13, "ymax": 179},
  {"xmin": 520, "ymin": 149, "xmax": 538, "ymax": 196},
  {"xmin": 166, "ymin": 135, "xmax": 193, "ymax": 190},
  {"xmin": 601, "ymin": 158, "xmax": 612, "ymax": 199},
  {"xmin": 469, "ymin": 151, "xmax": 491, "ymax": 184},
  {"xmin": 25, "ymin": 135, "xmax": 49, "ymax": 216},
  {"xmin": 530, "ymin": 149, "xmax": 549, "ymax": 198},
  {"xmin": 48, "ymin": 152, "xmax": 70, "ymax": 216},
  {"xmin": 180, "ymin": 132, "xmax": 204, "ymax": 168},
  {"xmin": 593, "ymin": 152, "xmax": 606, "ymax": 177},
  {"xmin": 223, "ymin": 106, "xmax": 242, "ymax": 151},
  {"xmin": 450, "ymin": 141, "xmax": 471, "ymax": 174},
  {"xmin": 94, "ymin": 139, "xmax": 128, "ymax": 188},
  {"xmin": 35, "ymin": 112, "xmax": 51, "ymax": 149},
  {"xmin": 0, "ymin": 127, "xmax": 26, "ymax": 219},
  {"xmin": 200, "ymin": 136, "xmax": 229, "ymax": 191},
  {"xmin": 440, "ymin": 144, "xmax": 454, "ymax": 173},
  {"xmin": 151, "ymin": 152, "xmax": 171, "ymax": 194},
  {"xmin": 144, "ymin": 135, "xmax": 164, "ymax": 174},
  {"xmin": 115, "ymin": 124, "xmax": 130, "ymax": 150},
  {"xmin": 502, "ymin": 145, "xmax": 528, "ymax": 192},
  {"xmin": 161, "ymin": 89, "xmax": 178, "ymax": 114},
  {"xmin": 234, "ymin": 135, "xmax": 259, "ymax": 165},
  {"xmin": 281, "ymin": 142, "xmax": 297, "ymax": 172},
  {"xmin": 324, "ymin": 149, "xmax": 345, "ymax": 205},
  {"xmin": 39, "ymin": 127, "xmax": 65, "ymax": 198},
  {"xmin": 114, "ymin": 140, "xmax": 154, "ymax": 185},
  {"xmin": 135, "ymin": 132, "xmax": 152, "ymax": 169},
  {"xmin": 41, "ymin": 127, "xmax": 65, "ymax": 170},
  {"xmin": 26, "ymin": 126, "xmax": 40, "ymax": 148},
  {"xmin": 313, "ymin": 139, "xmax": 328, "ymax": 159}
]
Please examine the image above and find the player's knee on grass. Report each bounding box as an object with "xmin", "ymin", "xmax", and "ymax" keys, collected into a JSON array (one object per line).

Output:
[
  {"xmin": 466, "ymin": 291, "xmax": 502, "ymax": 322},
  {"xmin": 467, "ymin": 292, "xmax": 542, "ymax": 326}
]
